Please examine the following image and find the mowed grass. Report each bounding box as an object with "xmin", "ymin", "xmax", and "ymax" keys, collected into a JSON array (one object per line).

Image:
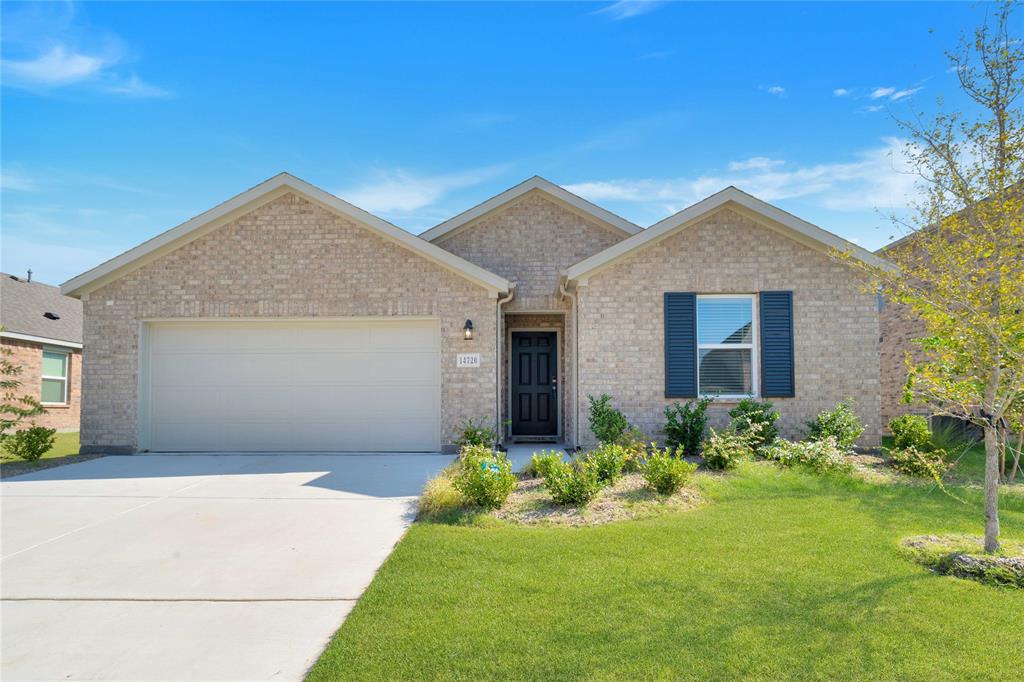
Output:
[
  {"xmin": 309, "ymin": 462, "xmax": 1024, "ymax": 681},
  {"xmin": 0, "ymin": 431, "xmax": 79, "ymax": 463}
]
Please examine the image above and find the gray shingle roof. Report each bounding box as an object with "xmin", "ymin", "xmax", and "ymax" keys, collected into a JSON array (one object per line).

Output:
[{"xmin": 0, "ymin": 273, "xmax": 82, "ymax": 345}]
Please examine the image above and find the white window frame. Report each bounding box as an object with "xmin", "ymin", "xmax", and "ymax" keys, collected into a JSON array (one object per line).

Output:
[
  {"xmin": 696, "ymin": 294, "xmax": 759, "ymax": 400},
  {"xmin": 41, "ymin": 348, "xmax": 69, "ymax": 406}
]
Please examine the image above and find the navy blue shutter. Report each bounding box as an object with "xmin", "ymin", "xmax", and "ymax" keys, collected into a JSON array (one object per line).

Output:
[
  {"xmin": 664, "ymin": 292, "xmax": 697, "ymax": 398},
  {"xmin": 759, "ymin": 291, "xmax": 795, "ymax": 397}
]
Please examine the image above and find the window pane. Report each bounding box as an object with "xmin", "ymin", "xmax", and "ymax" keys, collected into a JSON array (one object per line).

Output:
[
  {"xmin": 699, "ymin": 349, "xmax": 752, "ymax": 395},
  {"xmin": 698, "ymin": 298, "xmax": 752, "ymax": 344},
  {"xmin": 42, "ymin": 351, "xmax": 67, "ymax": 378},
  {"xmin": 42, "ymin": 378, "xmax": 66, "ymax": 403}
]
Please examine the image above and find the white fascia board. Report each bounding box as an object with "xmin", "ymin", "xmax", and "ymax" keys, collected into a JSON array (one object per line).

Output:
[
  {"xmin": 419, "ymin": 176, "xmax": 642, "ymax": 242},
  {"xmin": 0, "ymin": 331, "xmax": 83, "ymax": 349},
  {"xmin": 61, "ymin": 173, "xmax": 511, "ymax": 297},
  {"xmin": 565, "ymin": 186, "xmax": 896, "ymax": 282}
]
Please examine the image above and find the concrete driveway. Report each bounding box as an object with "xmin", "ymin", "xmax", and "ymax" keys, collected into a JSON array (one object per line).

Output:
[{"xmin": 0, "ymin": 453, "xmax": 452, "ymax": 681}]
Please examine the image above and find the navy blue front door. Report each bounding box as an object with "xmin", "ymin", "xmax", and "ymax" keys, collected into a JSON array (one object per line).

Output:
[{"xmin": 511, "ymin": 331, "xmax": 558, "ymax": 436}]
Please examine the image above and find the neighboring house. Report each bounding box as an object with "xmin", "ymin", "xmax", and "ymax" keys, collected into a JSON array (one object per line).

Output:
[
  {"xmin": 1, "ymin": 273, "xmax": 83, "ymax": 431},
  {"xmin": 61, "ymin": 173, "xmax": 890, "ymax": 454}
]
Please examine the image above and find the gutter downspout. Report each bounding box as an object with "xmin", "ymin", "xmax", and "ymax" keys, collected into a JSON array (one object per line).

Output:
[
  {"xmin": 558, "ymin": 276, "xmax": 579, "ymax": 449},
  {"xmin": 496, "ymin": 284, "xmax": 516, "ymax": 447}
]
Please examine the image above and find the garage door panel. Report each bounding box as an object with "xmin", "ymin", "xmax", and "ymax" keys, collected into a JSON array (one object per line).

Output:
[{"xmin": 144, "ymin": 320, "xmax": 441, "ymax": 452}]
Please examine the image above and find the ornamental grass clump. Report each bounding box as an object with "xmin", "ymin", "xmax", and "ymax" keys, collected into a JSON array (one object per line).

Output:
[
  {"xmin": 642, "ymin": 446, "xmax": 697, "ymax": 495},
  {"xmin": 454, "ymin": 444, "xmax": 516, "ymax": 509}
]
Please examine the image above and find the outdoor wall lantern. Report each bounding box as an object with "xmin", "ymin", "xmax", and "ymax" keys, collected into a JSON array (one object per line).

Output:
[{"xmin": 463, "ymin": 319, "xmax": 474, "ymax": 340}]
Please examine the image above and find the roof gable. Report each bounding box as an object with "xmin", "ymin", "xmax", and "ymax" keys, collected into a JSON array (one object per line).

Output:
[
  {"xmin": 565, "ymin": 186, "xmax": 895, "ymax": 283},
  {"xmin": 61, "ymin": 173, "xmax": 512, "ymax": 298},
  {"xmin": 419, "ymin": 176, "xmax": 641, "ymax": 243}
]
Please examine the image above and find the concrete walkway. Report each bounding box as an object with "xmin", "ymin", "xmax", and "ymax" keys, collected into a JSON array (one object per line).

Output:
[
  {"xmin": 0, "ymin": 453, "xmax": 452, "ymax": 681},
  {"xmin": 504, "ymin": 442, "xmax": 572, "ymax": 472}
]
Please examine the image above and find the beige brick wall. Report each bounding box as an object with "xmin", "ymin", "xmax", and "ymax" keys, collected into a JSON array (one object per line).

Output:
[
  {"xmin": 434, "ymin": 191, "xmax": 626, "ymax": 312},
  {"xmin": 879, "ymin": 297, "xmax": 930, "ymax": 429},
  {"xmin": 80, "ymin": 192, "xmax": 498, "ymax": 453},
  {"xmin": 576, "ymin": 207, "xmax": 882, "ymax": 448},
  {"xmin": 1, "ymin": 339, "xmax": 81, "ymax": 432}
]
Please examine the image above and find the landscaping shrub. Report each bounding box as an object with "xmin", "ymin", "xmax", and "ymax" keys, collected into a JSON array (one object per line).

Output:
[
  {"xmin": 701, "ymin": 428, "xmax": 753, "ymax": 470},
  {"xmin": 663, "ymin": 398, "xmax": 712, "ymax": 455},
  {"xmin": 588, "ymin": 394, "xmax": 630, "ymax": 445},
  {"xmin": 1, "ymin": 425, "xmax": 56, "ymax": 462},
  {"xmin": 642, "ymin": 446, "xmax": 697, "ymax": 494},
  {"xmin": 805, "ymin": 400, "xmax": 864, "ymax": 448},
  {"xmin": 454, "ymin": 445, "xmax": 516, "ymax": 509},
  {"xmin": 529, "ymin": 450, "xmax": 564, "ymax": 479},
  {"xmin": 728, "ymin": 399, "xmax": 779, "ymax": 450},
  {"xmin": 889, "ymin": 414, "xmax": 933, "ymax": 451},
  {"xmin": 454, "ymin": 417, "xmax": 498, "ymax": 449},
  {"xmin": 542, "ymin": 457, "xmax": 602, "ymax": 506},
  {"xmin": 586, "ymin": 443, "xmax": 629, "ymax": 485},
  {"xmin": 764, "ymin": 437, "xmax": 852, "ymax": 473},
  {"xmin": 889, "ymin": 445, "xmax": 951, "ymax": 478},
  {"xmin": 418, "ymin": 466, "xmax": 465, "ymax": 517}
]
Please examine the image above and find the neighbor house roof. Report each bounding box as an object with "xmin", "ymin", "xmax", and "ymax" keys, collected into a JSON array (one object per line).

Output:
[
  {"xmin": 565, "ymin": 186, "xmax": 896, "ymax": 283},
  {"xmin": 418, "ymin": 175, "xmax": 642, "ymax": 242},
  {"xmin": 61, "ymin": 173, "xmax": 512, "ymax": 298},
  {"xmin": 1, "ymin": 273, "xmax": 83, "ymax": 348}
]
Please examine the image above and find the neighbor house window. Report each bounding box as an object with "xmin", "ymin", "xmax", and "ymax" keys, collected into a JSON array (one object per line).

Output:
[
  {"xmin": 41, "ymin": 350, "xmax": 69, "ymax": 405},
  {"xmin": 697, "ymin": 295, "xmax": 757, "ymax": 397}
]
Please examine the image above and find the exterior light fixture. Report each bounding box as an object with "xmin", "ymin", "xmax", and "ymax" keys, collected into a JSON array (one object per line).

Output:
[{"xmin": 463, "ymin": 319, "xmax": 474, "ymax": 340}]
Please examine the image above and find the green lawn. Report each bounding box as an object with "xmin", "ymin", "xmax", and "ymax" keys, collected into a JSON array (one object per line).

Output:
[
  {"xmin": 0, "ymin": 431, "xmax": 80, "ymax": 463},
  {"xmin": 309, "ymin": 462, "xmax": 1024, "ymax": 681}
]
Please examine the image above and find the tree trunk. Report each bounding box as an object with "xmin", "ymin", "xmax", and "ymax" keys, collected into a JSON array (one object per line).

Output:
[{"xmin": 984, "ymin": 425, "xmax": 1001, "ymax": 553}]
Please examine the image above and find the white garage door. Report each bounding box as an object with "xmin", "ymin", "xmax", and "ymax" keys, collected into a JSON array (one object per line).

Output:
[{"xmin": 141, "ymin": 319, "xmax": 441, "ymax": 452}]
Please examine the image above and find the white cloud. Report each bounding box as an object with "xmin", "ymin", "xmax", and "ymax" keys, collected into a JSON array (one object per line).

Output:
[
  {"xmin": 0, "ymin": 170, "xmax": 37, "ymax": 191},
  {"xmin": 594, "ymin": 1, "xmax": 665, "ymax": 21},
  {"xmin": 103, "ymin": 73, "xmax": 170, "ymax": 98},
  {"xmin": 833, "ymin": 88, "xmax": 852, "ymax": 97},
  {"xmin": 728, "ymin": 157, "xmax": 784, "ymax": 172},
  {"xmin": 762, "ymin": 85, "xmax": 786, "ymax": 96},
  {"xmin": 564, "ymin": 137, "xmax": 919, "ymax": 216},
  {"xmin": 1, "ymin": 45, "xmax": 107, "ymax": 85},
  {"xmin": 863, "ymin": 104, "xmax": 885, "ymax": 113},
  {"xmin": 340, "ymin": 167, "xmax": 504, "ymax": 215},
  {"xmin": 869, "ymin": 85, "xmax": 921, "ymax": 102},
  {"xmin": 870, "ymin": 87, "xmax": 896, "ymax": 99},
  {"xmin": 889, "ymin": 86, "xmax": 922, "ymax": 101}
]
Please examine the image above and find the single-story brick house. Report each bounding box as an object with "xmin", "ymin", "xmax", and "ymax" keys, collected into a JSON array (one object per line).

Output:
[
  {"xmin": 1, "ymin": 273, "xmax": 83, "ymax": 431},
  {"xmin": 62, "ymin": 173, "xmax": 891, "ymax": 454}
]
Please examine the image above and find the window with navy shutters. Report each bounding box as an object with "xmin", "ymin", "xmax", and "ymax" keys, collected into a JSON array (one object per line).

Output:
[
  {"xmin": 759, "ymin": 291, "xmax": 795, "ymax": 397},
  {"xmin": 664, "ymin": 293, "xmax": 697, "ymax": 398}
]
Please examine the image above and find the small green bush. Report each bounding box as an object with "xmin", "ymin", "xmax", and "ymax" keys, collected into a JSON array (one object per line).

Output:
[
  {"xmin": 701, "ymin": 428, "xmax": 753, "ymax": 470},
  {"xmin": 586, "ymin": 443, "xmax": 629, "ymax": 485},
  {"xmin": 2, "ymin": 425, "xmax": 56, "ymax": 462},
  {"xmin": 587, "ymin": 394, "xmax": 630, "ymax": 445},
  {"xmin": 806, "ymin": 400, "xmax": 864, "ymax": 448},
  {"xmin": 642, "ymin": 446, "xmax": 697, "ymax": 494},
  {"xmin": 454, "ymin": 417, "xmax": 498, "ymax": 449},
  {"xmin": 528, "ymin": 450, "xmax": 564, "ymax": 479},
  {"xmin": 889, "ymin": 414, "xmax": 933, "ymax": 451},
  {"xmin": 454, "ymin": 445, "xmax": 516, "ymax": 509},
  {"xmin": 542, "ymin": 458, "xmax": 602, "ymax": 506},
  {"xmin": 889, "ymin": 445, "xmax": 951, "ymax": 478},
  {"xmin": 729, "ymin": 399, "xmax": 779, "ymax": 450},
  {"xmin": 764, "ymin": 437, "xmax": 852, "ymax": 473},
  {"xmin": 663, "ymin": 398, "xmax": 713, "ymax": 455}
]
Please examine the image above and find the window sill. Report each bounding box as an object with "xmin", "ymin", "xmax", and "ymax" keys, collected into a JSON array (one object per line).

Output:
[{"xmin": 41, "ymin": 403, "xmax": 70, "ymax": 409}]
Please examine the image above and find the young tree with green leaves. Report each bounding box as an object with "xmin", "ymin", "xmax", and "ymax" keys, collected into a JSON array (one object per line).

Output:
[{"xmin": 843, "ymin": 2, "xmax": 1024, "ymax": 553}]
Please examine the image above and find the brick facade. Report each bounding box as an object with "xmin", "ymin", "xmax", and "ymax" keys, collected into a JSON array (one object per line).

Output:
[
  {"xmin": 79, "ymin": 192, "xmax": 498, "ymax": 453},
  {"xmin": 575, "ymin": 208, "xmax": 882, "ymax": 447},
  {"xmin": 1, "ymin": 338, "xmax": 81, "ymax": 432}
]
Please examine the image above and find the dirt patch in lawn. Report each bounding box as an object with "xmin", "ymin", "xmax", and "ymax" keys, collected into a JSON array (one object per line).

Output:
[{"xmin": 492, "ymin": 473, "xmax": 703, "ymax": 527}]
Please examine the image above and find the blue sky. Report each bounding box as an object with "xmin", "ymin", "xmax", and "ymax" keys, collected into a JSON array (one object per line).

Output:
[{"xmin": 1, "ymin": 1, "xmax": 1005, "ymax": 285}]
